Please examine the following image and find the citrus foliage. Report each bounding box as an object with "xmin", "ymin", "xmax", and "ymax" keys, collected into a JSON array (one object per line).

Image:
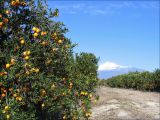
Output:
[
  {"xmin": 99, "ymin": 69, "xmax": 160, "ymax": 92},
  {"xmin": 0, "ymin": 0, "xmax": 98, "ymax": 119}
]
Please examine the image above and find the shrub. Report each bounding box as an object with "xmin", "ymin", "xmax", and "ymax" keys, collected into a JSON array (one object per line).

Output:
[{"xmin": 99, "ymin": 70, "xmax": 160, "ymax": 92}]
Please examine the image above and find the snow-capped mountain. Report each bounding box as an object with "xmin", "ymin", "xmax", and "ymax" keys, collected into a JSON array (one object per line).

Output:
[
  {"xmin": 98, "ymin": 61, "xmax": 144, "ymax": 79},
  {"xmin": 98, "ymin": 67, "xmax": 144, "ymax": 79}
]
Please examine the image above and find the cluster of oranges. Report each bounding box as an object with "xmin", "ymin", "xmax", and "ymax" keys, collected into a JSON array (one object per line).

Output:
[
  {"xmin": 23, "ymin": 50, "xmax": 31, "ymax": 61},
  {"xmin": 30, "ymin": 68, "xmax": 39, "ymax": 73},
  {"xmin": 80, "ymin": 91, "xmax": 88, "ymax": 96},
  {"xmin": 80, "ymin": 92, "xmax": 94, "ymax": 101},
  {"xmin": 69, "ymin": 82, "xmax": 73, "ymax": 89},
  {"xmin": 32, "ymin": 27, "xmax": 48, "ymax": 38},
  {"xmin": 11, "ymin": 0, "xmax": 26, "ymax": 7},
  {"xmin": 51, "ymin": 32, "xmax": 64, "ymax": 45},
  {"xmin": 32, "ymin": 27, "xmax": 41, "ymax": 38},
  {"xmin": 40, "ymin": 41, "xmax": 49, "ymax": 46},
  {"xmin": 41, "ymin": 31, "xmax": 47, "ymax": 36},
  {"xmin": 85, "ymin": 112, "xmax": 92, "ymax": 117},
  {"xmin": 2, "ymin": 106, "xmax": 10, "ymax": 119},
  {"xmin": 0, "ymin": 58, "xmax": 15, "ymax": 98},
  {"xmin": 0, "ymin": 71, "xmax": 7, "ymax": 76},
  {"xmin": 0, "ymin": 84, "xmax": 22, "ymax": 101},
  {"xmin": 0, "ymin": 14, "xmax": 9, "ymax": 29},
  {"xmin": 19, "ymin": 37, "xmax": 25, "ymax": 45},
  {"xmin": 81, "ymin": 103, "xmax": 92, "ymax": 118},
  {"xmin": 5, "ymin": 58, "xmax": 15, "ymax": 69},
  {"xmin": 40, "ymin": 89, "xmax": 46, "ymax": 97},
  {"xmin": 1, "ymin": 89, "xmax": 23, "ymax": 119},
  {"xmin": 0, "ymin": 86, "xmax": 7, "ymax": 98},
  {"xmin": 32, "ymin": 26, "xmax": 54, "ymax": 48},
  {"xmin": 25, "ymin": 67, "xmax": 40, "ymax": 75},
  {"xmin": 32, "ymin": 26, "xmax": 64, "ymax": 46}
]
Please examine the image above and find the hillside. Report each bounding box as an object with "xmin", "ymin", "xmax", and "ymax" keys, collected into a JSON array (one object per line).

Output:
[
  {"xmin": 98, "ymin": 67, "xmax": 144, "ymax": 79},
  {"xmin": 90, "ymin": 87, "xmax": 160, "ymax": 120}
]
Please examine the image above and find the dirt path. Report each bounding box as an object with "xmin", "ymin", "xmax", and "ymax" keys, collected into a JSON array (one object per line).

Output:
[{"xmin": 90, "ymin": 87, "xmax": 160, "ymax": 120}]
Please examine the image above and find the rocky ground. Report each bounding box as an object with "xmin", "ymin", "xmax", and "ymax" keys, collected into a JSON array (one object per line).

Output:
[{"xmin": 90, "ymin": 87, "xmax": 160, "ymax": 120}]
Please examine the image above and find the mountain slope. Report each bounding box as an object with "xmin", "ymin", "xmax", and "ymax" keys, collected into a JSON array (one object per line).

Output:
[{"xmin": 98, "ymin": 67, "xmax": 144, "ymax": 79}]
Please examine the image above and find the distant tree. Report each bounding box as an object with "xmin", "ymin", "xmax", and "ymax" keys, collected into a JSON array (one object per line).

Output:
[{"xmin": 99, "ymin": 70, "xmax": 160, "ymax": 92}]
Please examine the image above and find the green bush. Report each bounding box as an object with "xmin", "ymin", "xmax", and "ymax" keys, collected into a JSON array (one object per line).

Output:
[{"xmin": 99, "ymin": 70, "xmax": 160, "ymax": 92}]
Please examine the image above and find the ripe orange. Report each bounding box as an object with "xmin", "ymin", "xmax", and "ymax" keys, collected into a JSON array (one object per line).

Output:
[
  {"xmin": 0, "ymin": 22, "xmax": 3, "ymax": 26},
  {"xmin": 41, "ymin": 31, "xmax": 47, "ymax": 36},
  {"xmin": 4, "ymin": 106, "xmax": 9, "ymax": 111},
  {"xmin": 35, "ymin": 68, "xmax": 39, "ymax": 73},
  {"xmin": 40, "ymin": 89, "xmax": 46, "ymax": 96},
  {"xmin": 6, "ymin": 114, "xmax": 10, "ymax": 119},
  {"xmin": 25, "ymin": 71, "xmax": 30, "ymax": 75},
  {"xmin": 20, "ymin": 40, "xmax": 25, "ymax": 44},
  {"xmin": 35, "ymin": 28, "xmax": 40, "ymax": 33},
  {"xmin": 32, "ymin": 27, "xmax": 37, "ymax": 31},
  {"xmin": 9, "ymin": 88, "xmax": 13, "ymax": 91},
  {"xmin": 23, "ymin": 51, "xmax": 27, "ymax": 56},
  {"xmin": 5, "ymin": 10, "xmax": 10, "ymax": 15},
  {"xmin": 5, "ymin": 63, "xmax": 11, "ymax": 69},
  {"xmin": 11, "ymin": 58, "xmax": 15, "ymax": 64},
  {"xmin": 57, "ymin": 40, "xmax": 63, "ymax": 44},
  {"xmin": 33, "ymin": 32, "xmax": 38, "ymax": 38},
  {"xmin": 41, "ymin": 103, "xmax": 45, "ymax": 108},
  {"xmin": 24, "ymin": 56, "xmax": 29, "ymax": 60},
  {"xmin": 11, "ymin": 1, "xmax": 16, "ymax": 6},
  {"xmin": 2, "ymin": 93, "xmax": 6, "ymax": 97},
  {"xmin": 13, "ymin": 94, "xmax": 17, "ymax": 97},
  {"xmin": 27, "ymin": 51, "xmax": 31, "ymax": 55},
  {"xmin": 3, "ymin": 18, "xmax": 8, "ymax": 23},
  {"xmin": 18, "ymin": 97, "xmax": 22, "ymax": 101}
]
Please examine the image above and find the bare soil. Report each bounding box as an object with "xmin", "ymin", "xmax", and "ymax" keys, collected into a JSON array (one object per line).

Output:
[{"xmin": 90, "ymin": 87, "xmax": 160, "ymax": 120}]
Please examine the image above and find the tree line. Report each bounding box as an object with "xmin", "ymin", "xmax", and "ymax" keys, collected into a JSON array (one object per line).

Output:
[{"xmin": 99, "ymin": 69, "xmax": 160, "ymax": 92}]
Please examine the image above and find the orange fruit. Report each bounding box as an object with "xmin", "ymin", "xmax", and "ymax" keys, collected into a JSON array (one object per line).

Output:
[
  {"xmin": 35, "ymin": 28, "xmax": 40, "ymax": 33},
  {"xmin": 5, "ymin": 63, "xmax": 11, "ymax": 69},
  {"xmin": 9, "ymin": 88, "xmax": 13, "ymax": 91},
  {"xmin": 41, "ymin": 103, "xmax": 45, "ymax": 108},
  {"xmin": 0, "ymin": 22, "xmax": 3, "ymax": 26},
  {"xmin": 13, "ymin": 94, "xmax": 17, "ymax": 97},
  {"xmin": 5, "ymin": 10, "xmax": 10, "ymax": 15},
  {"xmin": 11, "ymin": 1, "xmax": 16, "ymax": 6},
  {"xmin": 26, "ymin": 51, "xmax": 31, "ymax": 55},
  {"xmin": 3, "ymin": 18, "xmax": 8, "ymax": 23},
  {"xmin": 32, "ymin": 27, "xmax": 37, "ymax": 31},
  {"xmin": 4, "ymin": 106, "xmax": 9, "ymax": 110},
  {"xmin": 24, "ymin": 56, "xmax": 29, "ymax": 60},
  {"xmin": 11, "ymin": 58, "xmax": 15, "ymax": 64},
  {"xmin": 6, "ymin": 114, "xmax": 10, "ymax": 119},
  {"xmin": 33, "ymin": 32, "xmax": 38, "ymax": 38},
  {"xmin": 41, "ymin": 31, "xmax": 47, "ymax": 36},
  {"xmin": 2, "ymin": 93, "xmax": 6, "ymax": 97},
  {"xmin": 57, "ymin": 40, "xmax": 63, "ymax": 44},
  {"xmin": 20, "ymin": 40, "xmax": 25, "ymax": 44}
]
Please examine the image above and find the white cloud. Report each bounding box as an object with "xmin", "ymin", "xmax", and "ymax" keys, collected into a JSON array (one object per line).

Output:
[
  {"xmin": 50, "ymin": 2, "xmax": 158, "ymax": 15},
  {"xmin": 98, "ymin": 61, "xmax": 130, "ymax": 71}
]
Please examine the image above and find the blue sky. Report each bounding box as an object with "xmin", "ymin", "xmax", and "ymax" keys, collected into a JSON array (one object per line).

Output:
[{"xmin": 47, "ymin": 1, "xmax": 159, "ymax": 71}]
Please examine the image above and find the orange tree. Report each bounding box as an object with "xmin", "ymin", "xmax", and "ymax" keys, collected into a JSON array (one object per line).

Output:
[{"xmin": 0, "ymin": 0, "xmax": 98, "ymax": 119}]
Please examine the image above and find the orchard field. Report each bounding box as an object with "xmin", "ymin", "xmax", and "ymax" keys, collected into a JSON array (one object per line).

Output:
[{"xmin": 99, "ymin": 70, "xmax": 160, "ymax": 92}]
